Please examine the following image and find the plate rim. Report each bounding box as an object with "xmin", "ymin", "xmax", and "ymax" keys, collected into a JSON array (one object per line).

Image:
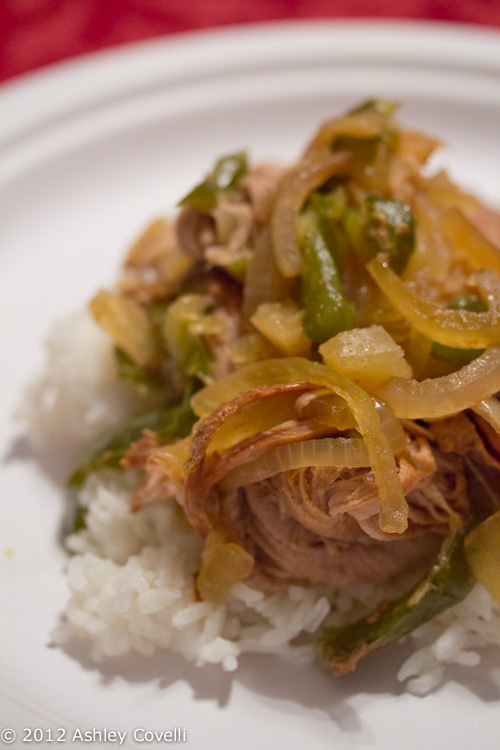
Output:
[
  {"xmin": 2, "ymin": 18, "xmax": 500, "ymax": 152},
  {"xmin": 2, "ymin": 16, "xmax": 500, "ymax": 738}
]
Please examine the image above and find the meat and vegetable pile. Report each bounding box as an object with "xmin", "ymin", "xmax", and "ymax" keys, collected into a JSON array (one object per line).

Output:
[{"xmin": 62, "ymin": 100, "xmax": 500, "ymax": 680}]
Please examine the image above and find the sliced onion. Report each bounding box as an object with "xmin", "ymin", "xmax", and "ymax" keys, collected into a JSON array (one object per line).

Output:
[
  {"xmin": 440, "ymin": 207, "xmax": 500, "ymax": 275},
  {"xmin": 471, "ymin": 205, "xmax": 500, "ymax": 248},
  {"xmin": 407, "ymin": 194, "xmax": 453, "ymax": 281},
  {"xmin": 404, "ymin": 329, "xmax": 433, "ymax": 380},
  {"xmin": 271, "ymin": 151, "xmax": 350, "ymax": 278},
  {"xmin": 229, "ymin": 331, "xmax": 280, "ymax": 365},
  {"xmin": 295, "ymin": 391, "xmax": 407, "ymax": 454},
  {"xmin": 397, "ymin": 129, "xmax": 442, "ymax": 166},
  {"xmin": 208, "ymin": 391, "xmax": 299, "ymax": 455},
  {"xmin": 373, "ymin": 345, "xmax": 500, "ymax": 419},
  {"xmin": 192, "ymin": 357, "xmax": 408, "ymax": 534},
  {"xmin": 471, "ymin": 397, "xmax": 500, "ymax": 434},
  {"xmin": 304, "ymin": 111, "xmax": 388, "ymax": 156},
  {"xmin": 241, "ymin": 225, "xmax": 289, "ymax": 323},
  {"xmin": 191, "ymin": 358, "xmax": 310, "ymax": 418},
  {"xmin": 375, "ymin": 399, "xmax": 408, "ymax": 454},
  {"xmin": 294, "ymin": 390, "xmax": 356, "ymax": 429},
  {"xmin": 220, "ymin": 437, "xmax": 370, "ymax": 489},
  {"xmin": 367, "ymin": 256, "xmax": 500, "ymax": 348}
]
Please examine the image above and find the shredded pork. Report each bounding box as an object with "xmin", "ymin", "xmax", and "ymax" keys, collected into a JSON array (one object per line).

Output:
[{"xmin": 127, "ymin": 389, "xmax": 477, "ymax": 588}]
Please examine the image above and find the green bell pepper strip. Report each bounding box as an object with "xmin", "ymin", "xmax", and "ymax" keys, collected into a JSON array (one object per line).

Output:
[
  {"xmin": 349, "ymin": 99, "xmax": 399, "ymax": 117},
  {"xmin": 114, "ymin": 347, "xmax": 166, "ymax": 394},
  {"xmin": 317, "ymin": 523, "xmax": 474, "ymax": 675},
  {"xmin": 68, "ymin": 382, "xmax": 198, "ymax": 490},
  {"xmin": 332, "ymin": 126, "xmax": 398, "ymax": 176},
  {"xmin": 341, "ymin": 197, "xmax": 416, "ymax": 274},
  {"xmin": 212, "ymin": 152, "xmax": 248, "ymax": 191},
  {"xmin": 179, "ymin": 152, "xmax": 248, "ymax": 211},
  {"xmin": 432, "ymin": 293, "xmax": 487, "ymax": 366},
  {"xmin": 66, "ymin": 382, "xmax": 198, "ymax": 534},
  {"xmin": 448, "ymin": 292, "xmax": 489, "ymax": 313},
  {"xmin": 307, "ymin": 185, "xmax": 347, "ymax": 223},
  {"xmin": 299, "ymin": 217, "xmax": 355, "ymax": 343},
  {"xmin": 181, "ymin": 334, "xmax": 213, "ymax": 378},
  {"xmin": 365, "ymin": 196, "xmax": 415, "ymax": 273},
  {"xmin": 342, "ymin": 206, "xmax": 368, "ymax": 258}
]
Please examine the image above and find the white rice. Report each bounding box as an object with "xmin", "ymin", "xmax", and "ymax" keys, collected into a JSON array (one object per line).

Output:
[
  {"xmin": 22, "ymin": 310, "xmax": 162, "ymax": 463},
  {"xmin": 53, "ymin": 469, "xmax": 335, "ymax": 671},
  {"xmin": 26, "ymin": 309, "xmax": 500, "ymax": 694}
]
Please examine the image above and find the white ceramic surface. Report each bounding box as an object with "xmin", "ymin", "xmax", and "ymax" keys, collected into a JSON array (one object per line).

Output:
[{"xmin": 1, "ymin": 20, "xmax": 500, "ymax": 750}]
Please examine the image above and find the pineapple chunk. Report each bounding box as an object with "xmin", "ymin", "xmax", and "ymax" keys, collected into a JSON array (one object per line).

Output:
[
  {"xmin": 230, "ymin": 332, "xmax": 279, "ymax": 365},
  {"xmin": 251, "ymin": 302, "xmax": 311, "ymax": 357},
  {"xmin": 319, "ymin": 325, "xmax": 412, "ymax": 388},
  {"xmin": 89, "ymin": 290, "xmax": 159, "ymax": 367},
  {"xmin": 465, "ymin": 510, "xmax": 500, "ymax": 605}
]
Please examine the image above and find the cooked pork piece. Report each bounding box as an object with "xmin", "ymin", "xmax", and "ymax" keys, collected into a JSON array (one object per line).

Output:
[{"xmin": 127, "ymin": 377, "xmax": 477, "ymax": 588}]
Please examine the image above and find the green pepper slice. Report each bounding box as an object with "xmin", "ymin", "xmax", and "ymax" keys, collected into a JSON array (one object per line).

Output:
[
  {"xmin": 448, "ymin": 292, "xmax": 488, "ymax": 313},
  {"xmin": 307, "ymin": 186, "xmax": 347, "ymax": 223},
  {"xmin": 432, "ymin": 292, "xmax": 487, "ymax": 366},
  {"xmin": 366, "ymin": 196, "xmax": 415, "ymax": 273},
  {"xmin": 349, "ymin": 99, "xmax": 399, "ymax": 117},
  {"xmin": 299, "ymin": 216, "xmax": 355, "ymax": 343},
  {"xmin": 181, "ymin": 334, "xmax": 212, "ymax": 378},
  {"xmin": 317, "ymin": 524, "xmax": 474, "ymax": 675},
  {"xmin": 212, "ymin": 152, "xmax": 248, "ymax": 191},
  {"xmin": 115, "ymin": 347, "xmax": 166, "ymax": 394},
  {"xmin": 68, "ymin": 382, "xmax": 198, "ymax": 490},
  {"xmin": 179, "ymin": 152, "xmax": 248, "ymax": 210}
]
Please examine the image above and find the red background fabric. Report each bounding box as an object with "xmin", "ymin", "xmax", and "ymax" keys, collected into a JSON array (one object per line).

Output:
[{"xmin": 2, "ymin": 0, "xmax": 500, "ymax": 82}]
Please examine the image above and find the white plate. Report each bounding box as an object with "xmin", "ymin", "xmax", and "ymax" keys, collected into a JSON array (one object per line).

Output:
[{"xmin": 1, "ymin": 20, "xmax": 500, "ymax": 750}]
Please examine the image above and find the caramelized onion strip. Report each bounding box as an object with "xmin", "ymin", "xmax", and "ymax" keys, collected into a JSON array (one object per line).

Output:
[
  {"xmin": 271, "ymin": 151, "xmax": 350, "ymax": 278},
  {"xmin": 367, "ymin": 256, "xmax": 500, "ymax": 348},
  {"xmin": 192, "ymin": 358, "xmax": 408, "ymax": 534},
  {"xmin": 220, "ymin": 437, "xmax": 370, "ymax": 489},
  {"xmin": 373, "ymin": 346, "xmax": 500, "ymax": 419}
]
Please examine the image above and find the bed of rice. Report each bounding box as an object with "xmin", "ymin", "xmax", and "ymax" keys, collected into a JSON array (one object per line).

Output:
[{"xmin": 26, "ymin": 310, "xmax": 500, "ymax": 696}]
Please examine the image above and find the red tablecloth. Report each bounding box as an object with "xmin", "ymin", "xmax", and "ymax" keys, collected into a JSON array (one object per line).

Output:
[{"xmin": 2, "ymin": 0, "xmax": 500, "ymax": 82}]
